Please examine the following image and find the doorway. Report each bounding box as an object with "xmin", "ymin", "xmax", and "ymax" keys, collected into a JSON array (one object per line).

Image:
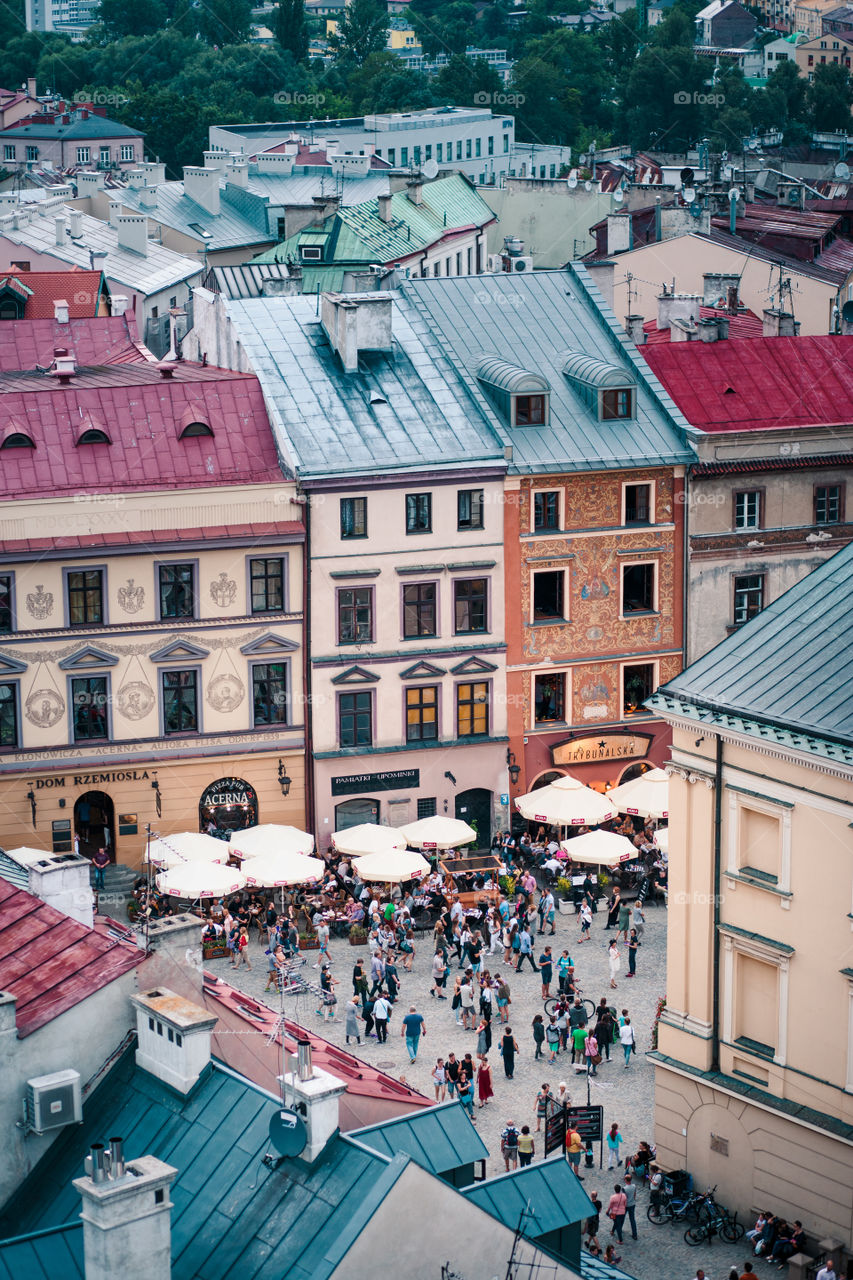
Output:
[
  {"xmin": 455, "ymin": 788, "xmax": 492, "ymax": 848},
  {"xmin": 74, "ymin": 790, "xmax": 115, "ymax": 862},
  {"xmin": 334, "ymin": 798, "xmax": 379, "ymax": 830}
]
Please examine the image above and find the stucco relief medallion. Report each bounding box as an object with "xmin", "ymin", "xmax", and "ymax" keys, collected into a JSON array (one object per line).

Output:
[
  {"xmin": 26, "ymin": 585, "xmax": 53, "ymax": 620},
  {"xmin": 209, "ymin": 573, "xmax": 237, "ymax": 609},
  {"xmin": 116, "ymin": 681, "xmax": 155, "ymax": 721},
  {"xmin": 585, "ymin": 626, "xmax": 604, "ymax": 642},
  {"xmin": 206, "ymin": 673, "xmax": 245, "ymax": 713},
  {"xmin": 117, "ymin": 579, "xmax": 145, "ymax": 614},
  {"xmin": 25, "ymin": 688, "xmax": 64, "ymax": 727}
]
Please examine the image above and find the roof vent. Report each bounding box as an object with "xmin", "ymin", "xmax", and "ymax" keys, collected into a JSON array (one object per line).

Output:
[{"xmin": 159, "ymin": 364, "xmax": 175, "ymax": 379}]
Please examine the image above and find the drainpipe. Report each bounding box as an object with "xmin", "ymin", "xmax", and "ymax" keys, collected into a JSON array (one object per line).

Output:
[
  {"xmin": 302, "ymin": 490, "xmax": 316, "ymax": 839},
  {"xmin": 711, "ymin": 732, "xmax": 723, "ymax": 1073}
]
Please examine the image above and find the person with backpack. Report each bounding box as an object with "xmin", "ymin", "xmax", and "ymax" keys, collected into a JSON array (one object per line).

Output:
[
  {"xmin": 619, "ymin": 1017, "xmax": 636, "ymax": 1067},
  {"xmin": 532, "ymin": 1013, "xmax": 546, "ymax": 1060},
  {"xmin": 545, "ymin": 1016, "xmax": 561, "ymax": 1064},
  {"xmin": 501, "ymin": 1120, "xmax": 520, "ymax": 1171}
]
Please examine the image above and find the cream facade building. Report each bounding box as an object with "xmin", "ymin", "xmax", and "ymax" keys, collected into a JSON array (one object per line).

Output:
[{"xmin": 649, "ymin": 542, "xmax": 853, "ymax": 1249}]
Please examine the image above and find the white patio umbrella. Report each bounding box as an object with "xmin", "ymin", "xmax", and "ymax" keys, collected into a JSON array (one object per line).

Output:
[
  {"xmin": 332, "ymin": 823, "xmax": 406, "ymax": 858},
  {"xmin": 228, "ymin": 824, "xmax": 315, "ymax": 859},
  {"xmin": 515, "ymin": 774, "xmax": 616, "ymax": 828},
  {"xmin": 156, "ymin": 862, "xmax": 247, "ymax": 899},
  {"xmin": 560, "ymin": 828, "xmax": 638, "ymax": 866},
  {"xmin": 654, "ymin": 827, "xmax": 669, "ymax": 855},
  {"xmin": 241, "ymin": 850, "xmax": 325, "ymax": 888},
  {"xmin": 399, "ymin": 815, "xmax": 477, "ymax": 850},
  {"xmin": 353, "ymin": 848, "xmax": 430, "ymax": 882},
  {"xmin": 607, "ymin": 767, "xmax": 669, "ymax": 820},
  {"xmin": 146, "ymin": 831, "xmax": 228, "ymax": 869}
]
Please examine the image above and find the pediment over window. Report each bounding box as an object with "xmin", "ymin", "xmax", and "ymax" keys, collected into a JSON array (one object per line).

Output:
[
  {"xmin": 330, "ymin": 665, "xmax": 380, "ymax": 685},
  {"xmin": 240, "ymin": 633, "xmax": 300, "ymax": 656},
  {"xmin": 149, "ymin": 638, "xmax": 210, "ymax": 662},
  {"xmin": 58, "ymin": 644, "xmax": 119, "ymax": 670},
  {"xmin": 399, "ymin": 660, "xmax": 445, "ymax": 680},
  {"xmin": 450, "ymin": 656, "xmax": 498, "ymax": 675},
  {"xmin": 0, "ymin": 653, "xmax": 27, "ymax": 674}
]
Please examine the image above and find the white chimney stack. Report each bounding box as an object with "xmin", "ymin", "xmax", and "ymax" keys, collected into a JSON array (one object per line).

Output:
[
  {"xmin": 68, "ymin": 209, "xmax": 83, "ymax": 238},
  {"xmin": 132, "ymin": 988, "xmax": 216, "ymax": 1094},
  {"xmin": 285, "ymin": 1044, "xmax": 347, "ymax": 1164},
  {"xmin": 111, "ymin": 295, "xmax": 130, "ymax": 316},
  {"xmin": 224, "ymin": 161, "xmax": 249, "ymax": 189},
  {"xmin": 183, "ymin": 165, "xmax": 220, "ymax": 216},
  {"xmin": 116, "ymin": 213, "xmax": 148, "ymax": 257},
  {"xmin": 107, "ymin": 200, "xmax": 123, "ymax": 229},
  {"xmin": 76, "ymin": 171, "xmax": 105, "ymax": 197},
  {"xmin": 54, "ymin": 215, "xmax": 66, "ymax": 246},
  {"xmin": 656, "ymin": 291, "xmax": 701, "ymax": 331},
  {"xmin": 74, "ymin": 1151, "xmax": 177, "ymax": 1280},
  {"xmin": 53, "ymin": 299, "xmax": 70, "ymax": 323},
  {"xmin": 138, "ymin": 186, "xmax": 157, "ymax": 210},
  {"xmin": 378, "ymin": 193, "xmax": 393, "ymax": 224},
  {"xmin": 762, "ymin": 308, "xmax": 798, "ymax": 337}
]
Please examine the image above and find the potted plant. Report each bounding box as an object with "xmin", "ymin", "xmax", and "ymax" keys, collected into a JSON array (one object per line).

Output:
[
  {"xmin": 348, "ymin": 925, "xmax": 368, "ymax": 947},
  {"xmin": 202, "ymin": 936, "xmax": 229, "ymax": 961},
  {"xmin": 498, "ymin": 873, "xmax": 516, "ymax": 896},
  {"xmin": 298, "ymin": 931, "xmax": 319, "ymax": 951}
]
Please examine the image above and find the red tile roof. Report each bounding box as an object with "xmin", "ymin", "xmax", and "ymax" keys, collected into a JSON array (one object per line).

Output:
[
  {"xmin": 0, "ymin": 878, "xmax": 142, "ymax": 1037},
  {"xmin": 693, "ymin": 452, "xmax": 853, "ymax": 475},
  {"xmin": 0, "ymin": 270, "xmax": 106, "ymax": 319},
  {"xmin": 642, "ymin": 334, "xmax": 853, "ymax": 432},
  {"xmin": 0, "ymin": 313, "xmax": 145, "ymax": 370},
  {"xmin": 642, "ymin": 304, "xmax": 763, "ymax": 345},
  {"xmin": 0, "ymin": 521, "xmax": 304, "ymax": 558}
]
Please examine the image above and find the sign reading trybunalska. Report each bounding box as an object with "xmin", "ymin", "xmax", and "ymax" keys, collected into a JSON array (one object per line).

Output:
[
  {"xmin": 551, "ymin": 733, "xmax": 653, "ymax": 766},
  {"xmin": 331, "ymin": 769, "xmax": 419, "ymax": 797}
]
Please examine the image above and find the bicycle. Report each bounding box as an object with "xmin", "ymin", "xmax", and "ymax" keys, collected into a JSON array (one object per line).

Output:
[
  {"xmin": 647, "ymin": 1186, "xmax": 718, "ymax": 1226},
  {"xmin": 685, "ymin": 1210, "xmax": 744, "ymax": 1246},
  {"xmin": 544, "ymin": 995, "xmax": 596, "ymax": 1020}
]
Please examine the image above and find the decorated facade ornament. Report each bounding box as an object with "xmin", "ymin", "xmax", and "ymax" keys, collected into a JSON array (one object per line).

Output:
[
  {"xmin": 209, "ymin": 573, "xmax": 237, "ymax": 609},
  {"xmin": 26, "ymin": 585, "xmax": 53, "ymax": 620}
]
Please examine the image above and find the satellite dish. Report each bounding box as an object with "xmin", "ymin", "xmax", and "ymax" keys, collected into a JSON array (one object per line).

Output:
[
  {"xmin": 568, "ymin": 174, "xmax": 578, "ymax": 188},
  {"xmin": 613, "ymin": 188, "xmax": 624, "ymax": 203},
  {"xmin": 835, "ymin": 161, "xmax": 850, "ymax": 180},
  {"xmin": 584, "ymin": 180, "xmax": 592, "ymax": 191},
  {"xmin": 680, "ymin": 166, "xmax": 695, "ymax": 186},
  {"xmin": 683, "ymin": 186, "xmax": 696, "ymax": 203},
  {"xmin": 268, "ymin": 1108, "xmax": 307, "ymax": 1158},
  {"xmin": 722, "ymin": 164, "xmax": 734, "ymax": 180},
  {"xmin": 422, "ymin": 158, "xmax": 439, "ymax": 180},
  {"xmin": 728, "ymin": 186, "xmax": 741, "ymax": 202}
]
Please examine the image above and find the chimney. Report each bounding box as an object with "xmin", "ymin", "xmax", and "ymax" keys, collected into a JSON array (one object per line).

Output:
[
  {"xmin": 27, "ymin": 76, "xmax": 36, "ymax": 98},
  {"xmin": 624, "ymin": 315, "xmax": 645, "ymax": 344},
  {"xmin": 131, "ymin": 988, "xmax": 216, "ymax": 1094},
  {"xmin": 54, "ymin": 299, "xmax": 70, "ymax": 324},
  {"xmin": 74, "ymin": 1151, "xmax": 177, "ymax": 1280},
  {"xmin": 285, "ymin": 1041, "xmax": 347, "ymax": 1164},
  {"xmin": 55, "ymin": 215, "xmax": 66, "ymax": 246},
  {"xmin": 253, "ymin": 152, "xmax": 295, "ymax": 176},
  {"xmin": 111, "ymin": 295, "xmax": 130, "ymax": 316},
  {"xmin": 202, "ymin": 151, "xmax": 228, "ymax": 172},
  {"xmin": 697, "ymin": 316, "xmax": 720, "ymax": 343},
  {"xmin": 9, "ymin": 847, "xmax": 93, "ymax": 926},
  {"xmin": 90, "ymin": 247, "xmax": 108, "ymax": 273},
  {"xmin": 51, "ymin": 349, "xmax": 76, "ymax": 383},
  {"xmin": 260, "ymin": 276, "xmax": 300, "ymax": 297},
  {"xmin": 137, "ymin": 161, "xmax": 166, "ymax": 185},
  {"xmin": 136, "ymin": 913, "xmax": 203, "ymax": 997},
  {"xmin": 703, "ymin": 271, "xmax": 741, "ymax": 309},
  {"xmin": 762, "ymin": 308, "xmax": 798, "ymax": 337},
  {"xmin": 68, "ymin": 209, "xmax": 83, "ymax": 238},
  {"xmin": 76, "ymin": 171, "xmax": 105, "ymax": 197},
  {"xmin": 107, "ymin": 200, "xmax": 123, "ymax": 229},
  {"xmin": 138, "ymin": 186, "xmax": 157, "ymax": 210},
  {"xmin": 406, "ymin": 178, "xmax": 423, "ymax": 206},
  {"xmin": 224, "ymin": 161, "xmax": 248, "ymax": 189},
  {"xmin": 378, "ymin": 193, "xmax": 393, "ymax": 224},
  {"xmin": 670, "ymin": 317, "xmax": 697, "ymax": 342},
  {"xmin": 116, "ymin": 213, "xmax": 148, "ymax": 257},
  {"xmin": 657, "ymin": 290, "xmax": 701, "ymax": 330},
  {"xmin": 183, "ymin": 165, "xmax": 220, "ymax": 216},
  {"xmin": 320, "ymin": 292, "xmax": 394, "ymax": 374},
  {"xmin": 79, "ymin": 108, "xmax": 89, "ymax": 121}
]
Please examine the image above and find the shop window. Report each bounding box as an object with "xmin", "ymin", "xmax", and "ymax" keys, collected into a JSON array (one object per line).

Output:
[
  {"xmin": 403, "ymin": 582, "xmax": 436, "ymax": 637},
  {"xmin": 339, "ymin": 691, "xmax": 372, "ymax": 748},
  {"xmin": 0, "ymin": 575, "xmax": 13, "ymax": 632},
  {"xmin": 406, "ymin": 492, "xmax": 432, "ymax": 533},
  {"xmin": 417, "ymin": 796, "xmax": 437, "ymax": 819},
  {"xmin": 457, "ymin": 681, "xmax": 489, "ymax": 737},
  {"xmin": 532, "ymin": 570, "xmax": 564, "ymax": 621},
  {"xmin": 733, "ymin": 573, "xmax": 764, "ymax": 625},
  {"xmin": 162, "ymin": 669, "xmax": 199, "ymax": 735},
  {"xmin": 158, "ymin": 563, "xmax": 195, "ymax": 620},
  {"xmin": 71, "ymin": 676, "xmax": 109, "ymax": 742},
  {"xmin": 624, "ymin": 483, "xmax": 651, "ymax": 525},
  {"xmin": 623, "ymin": 663, "xmax": 654, "ymax": 715},
  {"xmin": 533, "ymin": 491, "xmax": 559, "ymax": 531},
  {"xmin": 622, "ymin": 563, "xmax": 656, "ymax": 614},
  {"xmin": 335, "ymin": 797, "xmax": 378, "ymax": 828},
  {"xmin": 457, "ymin": 488, "xmax": 484, "ymax": 530},
  {"xmin": 340, "ymin": 496, "xmax": 367, "ymax": 539},
  {"xmin": 338, "ymin": 587, "xmax": 373, "ymax": 644},
  {"xmin": 250, "ymin": 557, "xmax": 285, "ymax": 613},
  {"xmin": 0, "ymin": 682, "xmax": 18, "ymax": 747},
  {"xmin": 406, "ymin": 685, "xmax": 438, "ymax": 742},
  {"xmin": 534, "ymin": 672, "xmax": 565, "ymax": 724},
  {"xmin": 200, "ymin": 777, "xmax": 258, "ymax": 833},
  {"xmin": 454, "ymin": 577, "xmax": 487, "ymax": 633},
  {"xmin": 66, "ymin": 569, "xmax": 104, "ymax": 626},
  {"xmin": 252, "ymin": 662, "xmax": 288, "ymax": 726}
]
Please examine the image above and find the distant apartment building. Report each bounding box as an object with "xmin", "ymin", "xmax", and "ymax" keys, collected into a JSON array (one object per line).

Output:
[
  {"xmin": 794, "ymin": 0, "xmax": 842, "ymax": 36},
  {"xmin": 0, "ymin": 108, "xmax": 143, "ymax": 172}
]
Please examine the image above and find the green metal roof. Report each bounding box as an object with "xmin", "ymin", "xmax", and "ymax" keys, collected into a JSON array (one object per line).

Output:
[
  {"xmin": 563, "ymin": 350, "xmax": 636, "ymax": 389},
  {"xmin": 462, "ymin": 1155, "xmax": 594, "ymax": 1235},
  {"xmin": 0, "ymin": 1223, "xmax": 83, "ymax": 1280},
  {"xmin": 476, "ymin": 356, "xmax": 550, "ymax": 395},
  {"xmin": 350, "ymin": 1099, "xmax": 489, "ymax": 1174},
  {"xmin": 649, "ymin": 540, "xmax": 853, "ymax": 758}
]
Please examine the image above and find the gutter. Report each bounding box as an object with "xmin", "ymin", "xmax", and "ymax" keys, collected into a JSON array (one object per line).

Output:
[
  {"xmin": 302, "ymin": 488, "xmax": 317, "ymax": 839},
  {"xmin": 711, "ymin": 732, "xmax": 723, "ymax": 1073}
]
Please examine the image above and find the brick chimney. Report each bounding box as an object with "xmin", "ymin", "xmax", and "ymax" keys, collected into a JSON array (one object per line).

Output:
[
  {"xmin": 406, "ymin": 177, "xmax": 423, "ymax": 206},
  {"xmin": 762, "ymin": 308, "xmax": 798, "ymax": 337},
  {"xmin": 131, "ymin": 988, "xmax": 216, "ymax": 1094},
  {"xmin": 74, "ymin": 1147, "xmax": 177, "ymax": 1280}
]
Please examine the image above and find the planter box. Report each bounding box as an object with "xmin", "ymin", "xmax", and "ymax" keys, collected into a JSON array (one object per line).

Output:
[
  {"xmin": 299, "ymin": 937, "xmax": 320, "ymax": 950},
  {"xmin": 558, "ymin": 899, "xmax": 574, "ymax": 914},
  {"xmin": 349, "ymin": 933, "xmax": 367, "ymax": 947},
  {"xmin": 202, "ymin": 942, "xmax": 229, "ymax": 960}
]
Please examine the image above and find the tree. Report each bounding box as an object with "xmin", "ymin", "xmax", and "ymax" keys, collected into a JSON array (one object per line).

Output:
[
  {"xmin": 346, "ymin": 51, "xmax": 436, "ymax": 111},
  {"xmin": 170, "ymin": 0, "xmax": 253, "ymax": 46},
  {"xmin": 276, "ymin": 0, "xmax": 309, "ymax": 62},
  {"xmin": 97, "ymin": 0, "xmax": 167, "ymax": 40},
  {"xmin": 327, "ymin": 0, "xmax": 389, "ymax": 66},
  {"xmin": 436, "ymin": 53, "xmax": 502, "ymax": 107},
  {"xmin": 809, "ymin": 62, "xmax": 853, "ymax": 132}
]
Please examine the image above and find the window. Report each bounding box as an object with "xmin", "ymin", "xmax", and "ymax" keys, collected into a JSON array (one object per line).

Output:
[
  {"xmin": 433, "ymin": 261, "xmax": 441, "ymax": 277},
  {"xmin": 503, "ymin": 135, "xmax": 509, "ymax": 153},
  {"xmin": 401, "ymin": 147, "xmax": 408, "ymax": 166},
  {"xmin": 533, "ymin": 491, "xmax": 559, "ymax": 531},
  {"xmin": 488, "ymin": 135, "xmax": 494, "ymax": 155},
  {"xmin": 624, "ymin": 483, "xmax": 651, "ymax": 525},
  {"xmin": 67, "ymin": 569, "xmax": 104, "ymax": 626},
  {"xmin": 0, "ymin": 682, "xmax": 17, "ymax": 747},
  {"xmin": 180, "ymin": 422, "xmax": 213, "ymax": 438},
  {"xmin": 734, "ymin": 490, "xmax": 762, "ymax": 530},
  {"xmin": 737, "ymin": 803, "xmax": 781, "ymax": 881},
  {"xmin": 77, "ymin": 429, "xmax": 110, "ymax": 445},
  {"xmin": 534, "ymin": 673, "xmax": 565, "ymax": 724},
  {"xmin": 550, "ymin": 164, "xmax": 556, "ymax": 178},
  {"xmin": 456, "ymin": 252, "xmax": 462, "ymax": 276},
  {"xmin": 457, "ymin": 489, "xmax": 484, "ymax": 530},
  {"xmin": 252, "ymin": 662, "xmax": 288, "ymax": 725},
  {"xmin": 417, "ymin": 796, "xmax": 437, "ymax": 819},
  {"xmin": 120, "ymin": 145, "xmax": 134, "ymax": 161},
  {"xmin": 457, "ymin": 682, "xmax": 489, "ymax": 736},
  {"xmin": 3, "ymin": 145, "xmax": 14, "ymax": 161},
  {"xmin": 414, "ymin": 146, "xmax": 421, "ymax": 165},
  {"xmin": 158, "ymin": 563, "xmax": 195, "ymax": 619},
  {"xmin": 602, "ymin": 389, "xmax": 634, "ymax": 419},
  {"xmin": 734, "ymin": 953, "xmax": 779, "ymax": 1056},
  {"xmin": 340, "ymin": 496, "xmax": 367, "ymax": 539},
  {"xmin": 815, "ymin": 484, "xmax": 843, "ymax": 524},
  {"xmin": 403, "ymin": 582, "xmax": 436, "ymax": 637},
  {"xmin": 71, "ymin": 676, "xmax": 109, "ymax": 741},
  {"xmin": 339, "ymin": 690, "xmax": 372, "ymax": 747},
  {"xmin": 453, "ymin": 141, "xmax": 460, "ymax": 160},
  {"xmin": 475, "ymin": 137, "xmax": 481, "ymax": 157},
  {"xmin": 454, "ymin": 577, "xmax": 487, "ymax": 633},
  {"xmin": 26, "ymin": 146, "xmax": 37, "ymax": 161},
  {"xmin": 76, "ymin": 147, "xmax": 90, "ymax": 163},
  {"xmin": 338, "ymin": 587, "xmax": 373, "ymax": 643},
  {"xmin": 436, "ymin": 143, "xmax": 443, "ymax": 162},
  {"xmin": 388, "ymin": 148, "xmax": 396, "ymax": 166},
  {"xmin": 515, "ymin": 395, "xmax": 546, "ymax": 425},
  {"xmin": 250, "ymin": 558, "xmax": 284, "ymax": 613},
  {"xmin": 406, "ymin": 685, "xmax": 438, "ymax": 741},
  {"xmin": 0, "ymin": 575, "xmax": 12, "ymax": 633},
  {"xmin": 425, "ymin": 145, "xmax": 432, "ymax": 160},
  {"xmin": 162, "ymin": 669, "xmax": 199, "ymax": 735},
  {"xmin": 623, "ymin": 663, "xmax": 654, "ymax": 715},
  {"xmin": 532, "ymin": 571, "xmax": 564, "ymax": 621},
  {"xmin": 622, "ymin": 563, "xmax": 656, "ymax": 614},
  {"xmin": 406, "ymin": 492, "xmax": 432, "ymax": 533},
  {"xmin": 733, "ymin": 573, "xmax": 764, "ymax": 625}
]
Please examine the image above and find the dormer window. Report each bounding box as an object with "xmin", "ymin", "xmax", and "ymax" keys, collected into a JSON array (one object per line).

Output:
[
  {"xmin": 602, "ymin": 389, "xmax": 634, "ymax": 419},
  {"xmin": 180, "ymin": 421, "xmax": 214, "ymax": 438},
  {"xmin": 563, "ymin": 351, "xmax": 637, "ymax": 422},
  {"xmin": 1, "ymin": 433, "xmax": 34, "ymax": 449},
  {"xmin": 77, "ymin": 429, "xmax": 111, "ymax": 445},
  {"xmin": 475, "ymin": 356, "xmax": 550, "ymax": 428},
  {"xmin": 301, "ymin": 245, "xmax": 323, "ymax": 261}
]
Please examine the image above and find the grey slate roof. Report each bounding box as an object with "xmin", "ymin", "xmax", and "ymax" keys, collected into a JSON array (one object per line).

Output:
[
  {"xmin": 1, "ymin": 116, "xmax": 142, "ymax": 141},
  {"xmin": 649, "ymin": 540, "xmax": 853, "ymax": 760},
  {"xmin": 223, "ymin": 292, "xmax": 507, "ymax": 480},
  {"xmin": 117, "ymin": 183, "xmax": 271, "ymax": 251},
  {"xmin": 398, "ymin": 267, "xmax": 696, "ymax": 475}
]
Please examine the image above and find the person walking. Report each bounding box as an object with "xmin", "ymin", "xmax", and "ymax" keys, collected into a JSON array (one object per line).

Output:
[
  {"xmin": 631, "ymin": 899, "xmax": 645, "ymax": 943},
  {"xmin": 565, "ymin": 1125, "xmax": 584, "ymax": 1179},
  {"xmin": 518, "ymin": 1126, "xmax": 535, "ymax": 1166},
  {"xmin": 622, "ymin": 1172, "xmax": 639, "ymax": 1240},
  {"xmin": 373, "ymin": 993, "xmax": 392, "ymax": 1043},
  {"xmin": 457, "ymin": 1070, "xmax": 475, "ymax": 1120},
  {"xmin": 578, "ymin": 900, "xmax": 592, "ymax": 942},
  {"xmin": 627, "ymin": 929, "xmax": 638, "ymax": 978},
  {"xmin": 500, "ymin": 1027, "xmax": 519, "ymax": 1079},
  {"xmin": 538, "ymin": 946, "xmax": 553, "ymax": 999},
  {"xmin": 532, "ymin": 1013, "xmax": 546, "ymax": 1060},
  {"xmin": 431, "ymin": 949, "xmax": 447, "ymax": 998},
  {"xmin": 516, "ymin": 927, "xmax": 539, "ymax": 973},
  {"xmin": 352, "ymin": 958, "xmax": 368, "ymax": 1005},
  {"xmin": 619, "ymin": 1017, "xmax": 636, "ymax": 1066},
  {"xmin": 496, "ymin": 977, "xmax": 511, "ymax": 1023},
  {"xmin": 595, "ymin": 1009, "xmax": 614, "ymax": 1064},
  {"xmin": 460, "ymin": 977, "xmax": 476, "ymax": 1029},
  {"xmin": 546, "ymin": 1016, "xmax": 561, "ymax": 1064},
  {"xmin": 477, "ymin": 1058, "xmax": 494, "ymax": 1108},
  {"xmin": 584, "ymin": 1030, "xmax": 600, "ymax": 1077},
  {"xmin": 432, "ymin": 1058, "xmax": 447, "ymax": 1102},
  {"xmin": 344, "ymin": 996, "xmax": 361, "ymax": 1045},
  {"xmin": 571, "ymin": 1022, "xmax": 588, "ymax": 1066},
  {"xmin": 501, "ymin": 1120, "xmax": 520, "ymax": 1171},
  {"xmin": 617, "ymin": 897, "xmax": 631, "ymax": 942},
  {"xmin": 608, "ymin": 939, "xmax": 621, "ymax": 989},
  {"xmin": 476, "ymin": 1018, "xmax": 491, "ymax": 1064},
  {"xmin": 401, "ymin": 1005, "xmax": 425, "ymax": 1062},
  {"xmin": 235, "ymin": 926, "xmax": 252, "ymax": 968},
  {"xmin": 315, "ymin": 919, "xmax": 330, "ymax": 965},
  {"xmin": 605, "ymin": 887, "xmax": 621, "ymax": 930},
  {"xmin": 606, "ymin": 1122, "xmax": 624, "ymax": 1170},
  {"xmin": 607, "ymin": 1184, "xmax": 627, "ymax": 1243},
  {"xmin": 445, "ymin": 1053, "xmax": 460, "ymax": 1098},
  {"xmin": 369, "ymin": 949, "xmax": 385, "ymax": 997},
  {"xmin": 318, "ymin": 965, "xmax": 338, "ymax": 1022}
]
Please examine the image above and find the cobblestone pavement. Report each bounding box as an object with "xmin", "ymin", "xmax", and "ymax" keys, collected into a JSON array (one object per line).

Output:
[{"xmin": 209, "ymin": 900, "xmax": 752, "ymax": 1280}]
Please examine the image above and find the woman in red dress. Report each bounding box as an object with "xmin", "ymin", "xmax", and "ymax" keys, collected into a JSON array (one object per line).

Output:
[{"xmin": 477, "ymin": 1058, "xmax": 494, "ymax": 1108}]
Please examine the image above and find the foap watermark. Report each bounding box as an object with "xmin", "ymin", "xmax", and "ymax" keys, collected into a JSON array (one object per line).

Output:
[
  {"xmin": 674, "ymin": 489, "xmax": 727, "ymax": 507},
  {"xmin": 274, "ymin": 91, "xmax": 325, "ymax": 107},
  {"xmin": 473, "ymin": 289, "xmax": 526, "ymax": 309},
  {"xmin": 673, "ymin": 90, "xmax": 725, "ymax": 107},
  {"xmin": 473, "ymin": 91, "xmax": 525, "ymax": 107},
  {"xmin": 73, "ymin": 90, "xmax": 129, "ymax": 108}
]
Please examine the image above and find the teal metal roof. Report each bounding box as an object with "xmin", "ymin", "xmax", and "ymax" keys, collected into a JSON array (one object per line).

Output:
[
  {"xmin": 563, "ymin": 350, "xmax": 636, "ymax": 389},
  {"xmin": 581, "ymin": 1250, "xmax": 638, "ymax": 1279},
  {"xmin": 462, "ymin": 1155, "xmax": 594, "ymax": 1234},
  {"xmin": 350, "ymin": 1099, "xmax": 489, "ymax": 1174},
  {"xmin": 476, "ymin": 356, "xmax": 550, "ymax": 395},
  {"xmin": 118, "ymin": 182, "xmax": 271, "ymax": 252},
  {"xmin": 649, "ymin": 540, "xmax": 853, "ymax": 759},
  {"xmin": 399, "ymin": 267, "xmax": 697, "ymax": 475},
  {"xmin": 0, "ymin": 1223, "xmax": 83, "ymax": 1280}
]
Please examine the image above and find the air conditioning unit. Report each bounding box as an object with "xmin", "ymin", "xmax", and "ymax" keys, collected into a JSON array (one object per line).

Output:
[
  {"xmin": 24, "ymin": 1069, "xmax": 82, "ymax": 1134},
  {"xmin": 504, "ymin": 255, "xmax": 533, "ymax": 272},
  {"xmin": 487, "ymin": 253, "xmax": 504, "ymax": 272}
]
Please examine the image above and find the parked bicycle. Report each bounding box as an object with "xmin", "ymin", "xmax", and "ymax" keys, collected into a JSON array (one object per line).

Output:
[
  {"xmin": 647, "ymin": 1185, "xmax": 719, "ymax": 1226},
  {"xmin": 685, "ymin": 1210, "xmax": 745, "ymax": 1246},
  {"xmin": 543, "ymin": 995, "xmax": 597, "ymax": 1020}
]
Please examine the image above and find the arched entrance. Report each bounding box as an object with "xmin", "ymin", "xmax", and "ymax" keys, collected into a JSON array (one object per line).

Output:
[
  {"xmin": 617, "ymin": 760, "xmax": 653, "ymax": 785},
  {"xmin": 335, "ymin": 798, "xmax": 379, "ymax": 831},
  {"xmin": 199, "ymin": 777, "xmax": 258, "ymax": 837},
  {"xmin": 455, "ymin": 788, "xmax": 492, "ymax": 848},
  {"xmin": 531, "ymin": 770, "xmax": 565, "ymax": 790},
  {"xmin": 74, "ymin": 791, "xmax": 115, "ymax": 862}
]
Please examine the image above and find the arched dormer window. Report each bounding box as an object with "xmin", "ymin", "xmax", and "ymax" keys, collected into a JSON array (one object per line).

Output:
[
  {"xmin": 475, "ymin": 356, "xmax": 550, "ymax": 428},
  {"xmin": 1, "ymin": 432, "xmax": 35, "ymax": 449},
  {"xmin": 77, "ymin": 428, "xmax": 111, "ymax": 445},
  {"xmin": 179, "ymin": 421, "xmax": 214, "ymax": 438},
  {"xmin": 563, "ymin": 351, "xmax": 637, "ymax": 421}
]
